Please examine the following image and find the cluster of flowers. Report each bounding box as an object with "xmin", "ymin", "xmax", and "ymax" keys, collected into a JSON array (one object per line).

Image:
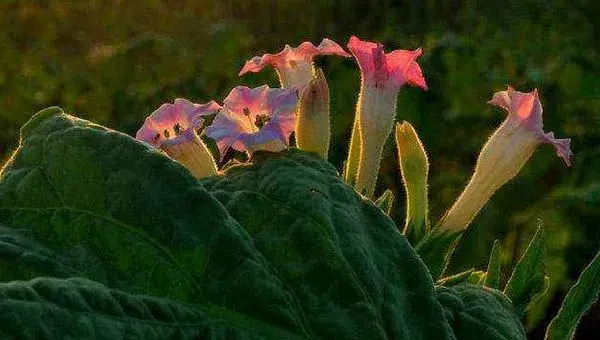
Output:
[{"xmin": 136, "ymin": 36, "xmax": 572, "ymax": 232}]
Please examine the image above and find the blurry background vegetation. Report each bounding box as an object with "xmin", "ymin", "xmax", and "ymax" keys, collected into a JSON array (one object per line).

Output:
[{"xmin": 1, "ymin": 0, "xmax": 599, "ymax": 338}]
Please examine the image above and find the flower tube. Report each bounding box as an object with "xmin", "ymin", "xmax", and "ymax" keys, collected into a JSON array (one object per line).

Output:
[
  {"xmin": 346, "ymin": 36, "xmax": 427, "ymax": 197},
  {"xmin": 136, "ymin": 98, "xmax": 221, "ymax": 178},
  {"xmin": 204, "ymin": 85, "xmax": 298, "ymax": 159},
  {"xmin": 438, "ymin": 87, "xmax": 572, "ymax": 232}
]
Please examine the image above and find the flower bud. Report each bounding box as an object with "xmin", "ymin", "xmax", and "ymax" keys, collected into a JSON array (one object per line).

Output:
[
  {"xmin": 296, "ymin": 68, "xmax": 331, "ymax": 158},
  {"xmin": 396, "ymin": 121, "xmax": 429, "ymax": 242}
]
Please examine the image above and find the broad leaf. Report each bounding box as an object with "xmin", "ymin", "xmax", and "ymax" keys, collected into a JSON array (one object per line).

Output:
[
  {"xmin": 0, "ymin": 108, "xmax": 460, "ymax": 339},
  {"xmin": 0, "ymin": 277, "xmax": 305, "ymax": 339},
  {"xmin": 437, "ymin": 284, "xmax": 527, "ymax": 340}
]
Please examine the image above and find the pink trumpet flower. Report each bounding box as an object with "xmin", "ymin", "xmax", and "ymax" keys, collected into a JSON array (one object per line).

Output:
[
  {"xmin": 239, "ymin": 38, "xmax": 350, "ymax": 89},
  {"xmin": 345, "ymin": 35, "xmax": 427, "ymax": 197},
  {"xmin": 438, "ymin": 87, "xmax": 572, "ymax": 232},
  {"xmin": 136, "ymin": 98, "xmax": 221, "ymax": 178},
  {"xmin": 204, "ymin": 85, "xmax": 298, "ymax": 160}
]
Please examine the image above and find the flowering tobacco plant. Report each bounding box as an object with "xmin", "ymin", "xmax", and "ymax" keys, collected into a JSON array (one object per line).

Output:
[{"xmin": 0, "ymin": 36, "xmax": 597, "ymax": 340}]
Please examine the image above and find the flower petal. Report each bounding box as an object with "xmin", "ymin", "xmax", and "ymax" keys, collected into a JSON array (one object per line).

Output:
[
  {"xmin": 543, "ymin": 132, "xmax": 572, "ymax": 166},
  {"xmin": 266, "ymin": 87, "xmax": 299, "ymax": 114},
  {"xmin": 347, "ymin": 36, "xmax": 427, "ymax": 91},
  {"xmin": 136, "ymin": 99, "xmax": 220, "ymax": 148},
  {"xmin": 204, "ymin": 109, "xmax": 248, "ymax": 160},
  {"xmin": 386, "ymin": 49, "xmax": 427, "ymax": 90},
  {"xmin": 488, "ymin": 86, "xmax": 572, "ymax": 166},
  {"xmin": 205, "ymin": 85, "xmax": 298, "ymax": 160},
  {"xmin": 223, "ymin": 85, "xmax": 270, "ymax": 118},
  {"xmin": 239, "ymin": 38, "xmax": 349, "ymax": 76}
]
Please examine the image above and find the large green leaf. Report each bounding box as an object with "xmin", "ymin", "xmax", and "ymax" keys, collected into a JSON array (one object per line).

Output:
[
  {"xmin": 545, "ymin": 250, "xmax": 600, "ymax": 340},
  {"xmin": 0, "ymin": 108, "xmax": 460, "ymax": 339},
  {"xmin": 437, "ymin": 284, "xmax": 527, "ymax": 340},
  {"xmin": 0, "ymin": 277, "xmax": 304, "ymax": 340}
]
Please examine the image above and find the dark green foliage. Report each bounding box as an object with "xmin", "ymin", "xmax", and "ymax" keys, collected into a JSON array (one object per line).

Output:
[
  {"xmin": 546, "ymin": 250, "xmax": 600, "ymax": 340},
  {"xmin": 0, "ymin": 277, "xmax": 305, "ymax": 340},
  {"xmin": 437, "ymin": 284, "xmax": 527, "ymax": 340},
  {"xmin": 0, "ymin": 109, "xmax": 479, "ymax": 339}
]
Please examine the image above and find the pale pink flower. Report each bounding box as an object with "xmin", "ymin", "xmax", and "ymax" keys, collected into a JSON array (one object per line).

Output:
[
  {"xmin": 439, "ymin": 87, "xmax": 572, "ymax": 232},
  {"xmin": 239, "ymin": 38, "xmax": 350, "ymax": 89},
  {"xmin": 347, "ymin": 35, "xmax": 427, "ymax": 92},
  {"xmin": 135, "ymin": 98, "xmax": 221, "ymax": 178},
  {"xmin": 488, "ymin": 87, "xmax": 572, "ymax": 165},
  {"xmin": 136, "ymin": 98, "xmax": 221, "ymax": 147},
  {"xmin": 345, "ymin": 36, "xmax": 427, "ymax": 197},
  {"xmin": 204, "ymin": 85, "xmax": 298, "ymax": 160}
]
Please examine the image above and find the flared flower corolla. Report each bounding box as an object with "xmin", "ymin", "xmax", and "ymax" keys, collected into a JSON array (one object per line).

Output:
[
  {"xmin": 344, "ymin": 36, "xmax": 427, "ymax": 197},
  {"xmin": 239, "ymin": 38, "xmax": 350, "ymax": 89},
  {"xmin": 487, "ymin": 87, "xmax": 572, "ymax": 165},
  {"xmin": 136, "ymin": 98, "xmax": 221, "ymax": 147},
  {"xmin": 438, "ymin": 87, "xmax": 572, "ymax": 232},
  {"xmin": 204, "ymin": 85, "xmax": 298, "ymax": 160},
  {"xmin": 136, "ymin": 98, "xmax": 221, "ymax": 178},
  {"xmin": 347, "ymin": 36, "xmax": 427, "ymax": 92}
]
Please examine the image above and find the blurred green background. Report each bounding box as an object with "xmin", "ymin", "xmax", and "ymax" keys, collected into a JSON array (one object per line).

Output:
[{"xmin": 1, "ymin": 1, "xmax": 598, "ymax": 338}]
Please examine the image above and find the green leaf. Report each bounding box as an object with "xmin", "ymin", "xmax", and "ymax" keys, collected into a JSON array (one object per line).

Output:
[
  {"xmin": 485, "ymin": 240, "xmax": 502, "ymax": 289},
  {"xmin": 0, "ymin": 277, "xmax": 306, "ymax": 340},
  {"xmin": 395, "ymin": 122, "xmax": 429, "ymax": 244},
  {"xmin": 0, "ymin": 108, "xmax": 458, "ymax": 339},
  {"xmin": 374, "ymin": 189, "xmax": 394, "ymax": 215},
  {"xmin": 416, "ymin": 229, "xmax": 463, "ymax": 280},
  {"xmin": 504, "ymin": 225, "xmax": 547, "ymax": 316},
  {"xmin": 437, "ymin": 284, "xmax": 527, "ymax": 340},
  {"xmin": 545, "ymin": 250, "xmax": 600, "ymax": 340}
]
